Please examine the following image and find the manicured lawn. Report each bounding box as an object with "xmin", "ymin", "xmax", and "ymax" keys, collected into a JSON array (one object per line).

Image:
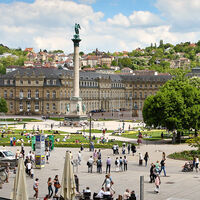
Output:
[
  {"xmin": 0, "ymin": 118, "xmax": 42, "ymax": 122},
  {"xmin": 119, "ymin": 130, "xmax": 169, "ymax": 141},
  {"xmin": 168, "ymin": 150, "xmax": 200, "ymax": 160},
  {"xmin": 49, "ymin": 117, "xmax": 65, "ymax": 121},
  {"xmin": 0, "ymin": 130, "xmax": 127, "ymax": 148}
]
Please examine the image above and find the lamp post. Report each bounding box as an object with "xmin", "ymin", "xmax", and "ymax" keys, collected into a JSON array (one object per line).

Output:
[{"xmin": 89, "ymin": 112, "xmax": 92, "ymax": 151}]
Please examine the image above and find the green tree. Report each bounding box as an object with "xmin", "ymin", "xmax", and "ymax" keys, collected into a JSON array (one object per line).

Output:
[
  {"xmin": 143, "ymin": 76, "xmax": 200, "ymax": 131},
  {"xmin": 0, "ymin": 98, "xmax": 8, "ymax": 113},
  {"xmin": 111, "ymin": 60, "xmax": 118, "ymax": 66},
  {"xmin": 0, "ymin": 63, "xmax": 6, "ymax": 74}
]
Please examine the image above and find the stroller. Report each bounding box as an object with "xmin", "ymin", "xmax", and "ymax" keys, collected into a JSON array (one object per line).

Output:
[{"xmin": 182, "ymin": 162, "xmax": 193, "ymax": 172}]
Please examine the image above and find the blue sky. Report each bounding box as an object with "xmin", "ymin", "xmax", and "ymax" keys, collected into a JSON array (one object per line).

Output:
[{"xmin": 0, "ymin": 0, "xmax": 199, "ymax": 52}]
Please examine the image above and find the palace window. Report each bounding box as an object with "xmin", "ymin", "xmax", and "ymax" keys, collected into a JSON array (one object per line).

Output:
[
  {"xmin": 35, "ymin": 102, "xmax": 39, "ymax": 112},
  {"xmin": 144, "ymin": 92, "xmax": 147, "ymax": 98},
  {"xmin": 52, "ymin": 103, "xmax": 56, "ymax": 110},
  {"xmin": 139, "ymin": 92, "xmax": 142, "ymax": 98},
  {"xmin": 19, "ymin": 102, "xmax": 23, "ymax": 111},
  {"xmin": 134, "ymin": 92, "xmax": 137, "ymax": 98},
  {"xmin": 27, "ymin": 90, "xmax": 31, "ymax": 99},
  {"xmin": 10, "ymin": 102, "xmax": 13, "ymax": 110},
  {"xmin": 26, "ymin": 102, "xmax": 31, "ymax": 111},
  {"xmin": 28, "ymin": 80, "xmax": 31, "ymax": 85},
  {"xmin": 36, "ymin": 80, "xmax": 39, "ymax": 84},
  {"xmin": 20, "ymin": 80, "xmax": 23, "ymax": 85},
  {"xmin": 10, "ymin": 90, "xmax": 13, "ymax": 98},
  {"xmin": 53, "ymin": 80, "xmax": 56, "ymax": 85},
  {"xmin": 35, "ymin": 90, "xmax": 39, "ymax": 99},
  {"xmin": 52, "ymin": 91, "xmax": 56, "ymax": 99},
  {"xmin": 4, "ymin": 90, "xmax": 7, "ymax": 98},
  {"xmin": 46, "ymin": 103, "xmax": 49, "ymax": 110},
  {"xmin": 47, "ymin": 80, "xmax": 50, "ymax": 85},
  {"xmin": 19, "ymin": 89, "xmax": 23, "ymax": 99},
  {"xmin": 46, "ymin": 90, "xmax": 50, "ymax": 98}
]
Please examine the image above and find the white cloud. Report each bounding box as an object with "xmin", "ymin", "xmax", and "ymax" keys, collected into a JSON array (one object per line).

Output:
[
  {"xmin": 129, "ymin": 11, "xmax": 163, "ymax": 27},
  {"xmin": 0, "ymin": 0, "xmax": 200, "ymax": 53},
  {"xmin": 156, "ymin": 0, "xmax": 200, "ymax": 31}
]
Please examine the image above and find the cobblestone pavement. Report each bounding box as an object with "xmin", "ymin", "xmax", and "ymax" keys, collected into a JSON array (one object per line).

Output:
[{"xmin": 1, "ymin": 144, "xmax": 200, "ymax": 200}]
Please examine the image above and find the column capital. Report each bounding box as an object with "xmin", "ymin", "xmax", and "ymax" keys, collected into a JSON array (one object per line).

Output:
[{"xmin": 72, "ymin": 38, "xmax": 81, "ymax": 47}]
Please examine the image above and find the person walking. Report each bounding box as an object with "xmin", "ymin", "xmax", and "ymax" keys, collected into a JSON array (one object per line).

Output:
[
  {"xmin": 78, "ymin": 151, "xmax": 82, "ymax": 165},
  {"xmin": 123, "ymin": 156, "xmax": 128, "ymax": 171},
  {"xmin": 102, "ymin": 175, "xmax": 111, "ymax": 190},
  {"xmin": 87, "ymin": 156, "xmax": 94, "ymax": 173},
  {"xmin": 47, "ymin": 177, "xmax": 53, "ymax": 198},
  {"xmin": 131, "ymin": 144, "xmax": 136, "ymax": 155},
  {"xmin": 106, "ymin": 157, "xmax": 111, "ymax": 174},
  {"xmin": 33, "ymin": 178, "xmax": 39, "ymax": 199},
  {"xmin": 45, "ymin": 149, "xmax": 50, "ymax": 164},
  {"xmin": 97, "ymin": 158, "xmax": 102, "ymax": 173},
  {"xmin": 93, "ymin": 150, "xmax": 98, "ymax": 165},
  {"xmin": 53, "ymin": 175, "xmax": 60, "ymax": 197},
  {"xmin": 97, "ymin": 149, "xmax": 101, "ymax": 159},
  {"xmin": 144, "ymin": 152, "xmax": 149, "ymax": 167},
  {"xmin": 195, "ymin": 156, "xmax": 199, "ymax": 172},
  {"xmin": 115, "ymin": 157, "xmax": 120, "ymax": 172},
  {"xmin": 139, "ymin": 153, "xmax": 143, "ymax": 166},
  {"xmin": 127, "ymin": 144, "xmax": 130, "ymax": 154},
  {"xmin": 154, "ymin": 174, "xmax": 161, "ymax": 193},
  {"xmin": 119, "ymin": 157, "xmax": 123, "ymax": 171},
  {"xmin": 162, "ymin": 152, "xmax": 166, "ymax": 160},
  {"xmin": 160, "ymin": 159, "xmax": 166, "ymax": 176},
  {"xmin": 149, "ymin": 163, "xmax": 155, "ymax": 183}
]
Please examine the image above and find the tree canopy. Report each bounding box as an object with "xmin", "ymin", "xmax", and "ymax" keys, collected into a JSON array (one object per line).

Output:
[
  {"xmin": 143, "ymin": 76, "xmax": 200, "ymax": 131},
  {"xmin": 0, "ymin": 98, "xmax": 8, "ymax": 113}
]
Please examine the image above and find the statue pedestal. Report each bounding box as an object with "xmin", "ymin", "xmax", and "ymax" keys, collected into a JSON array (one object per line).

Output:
[{"xmin": 65, "ymin": 97, "xmax": 87, "ymax": 121}]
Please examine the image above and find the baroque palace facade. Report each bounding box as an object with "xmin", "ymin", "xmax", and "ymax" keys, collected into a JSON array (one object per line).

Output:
[{"xmin": 0, "ymin": 68, "xmax": 171, "ymax": 115}]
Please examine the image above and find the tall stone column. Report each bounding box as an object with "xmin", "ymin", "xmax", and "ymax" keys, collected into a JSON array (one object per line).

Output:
[{"xmin": 72, "ymin": 38, "xmax": 81, "ymax": 98}]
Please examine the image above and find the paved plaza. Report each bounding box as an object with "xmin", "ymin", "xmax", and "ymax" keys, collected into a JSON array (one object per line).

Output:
[
  {"xmin": 0, "ymin": 117, "xmax": 200, "ymax": 199},
  {"xmin": 1, "ymin": 143, "xmax": 200, "ymax": 200}
]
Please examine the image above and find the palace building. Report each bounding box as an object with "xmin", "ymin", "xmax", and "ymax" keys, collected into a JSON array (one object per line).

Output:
[{"xmin": 0, "ymin": 68, "xmax": 171, "ymax": 116}]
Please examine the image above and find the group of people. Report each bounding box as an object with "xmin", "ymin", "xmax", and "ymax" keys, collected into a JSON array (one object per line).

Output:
[
  {"xmin": 87, "ymin": 153, "xmax": 128, "ymax": 174},
  {"xmin": 148, "ymin": 152, "xmax": 166, "ymax": 193},
  {"xmin": 33, "ymin": 175, "xmax": 61, "ymax": 200}
]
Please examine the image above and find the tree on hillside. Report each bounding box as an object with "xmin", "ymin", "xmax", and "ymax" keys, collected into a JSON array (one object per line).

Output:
[{"xmin": 0, "ymin": 98, "xmax": 8, "ymax": 113}]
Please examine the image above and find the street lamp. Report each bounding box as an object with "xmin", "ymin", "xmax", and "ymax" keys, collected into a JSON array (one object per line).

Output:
[{"xmin": 89, "ymin": 112, "xmax": 92, "ymax": 151}]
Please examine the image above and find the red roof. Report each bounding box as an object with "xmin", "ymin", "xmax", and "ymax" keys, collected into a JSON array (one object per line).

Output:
[{"xmin": 24, "ymin": 48, "xmax": 33, "ymax": 52}]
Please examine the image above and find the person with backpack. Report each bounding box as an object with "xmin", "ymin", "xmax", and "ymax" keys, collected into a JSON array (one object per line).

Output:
[
  {"xmin": 123, "ymin": 156, "xmax": 128, "ymax": 171},
  {"xmin": 119, "ymin": 157, "xmax": 123, "ymax": 171},
  {"xmin": 87, "ymin": 156, "xmax": 94, "ymax": 173},
  {"xmin": 106, "ymin": 157, "xmax": 111, "ymax": 174},
  {"xmin": 97, "ymin": 158, "xmax": 102, "ymax": 173},
  {"xmin": 115, "ymin": 157, "xmax": 120, "ymax": 171}
]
